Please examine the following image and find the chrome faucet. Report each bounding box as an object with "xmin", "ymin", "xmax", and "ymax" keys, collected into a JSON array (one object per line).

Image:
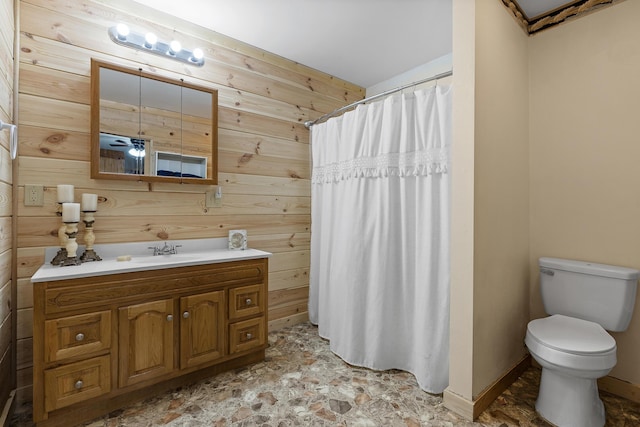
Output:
[{"xmin": 148, "ymin": 242, "xmax": 182, "ymax": 256}]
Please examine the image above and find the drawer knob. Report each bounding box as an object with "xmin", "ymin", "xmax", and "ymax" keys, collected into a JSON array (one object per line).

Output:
[
  {"xmin": 166, "ymin": 314, "xmax": 173, "ymax": 322},
  {"xmin": 246, "ymin": 332, "xmax": 253, "ymax": 340},
  {"xmin": 245, "ymin": 298, "xmax": 252, "ymax": 305},
  {"xmin": 183, "ymin": 311, "xmax": 190, "ymax": 319},
  {"xmin": 75, "ymin": 333, "xmax": 85, "ymax": 342},
  {"xmin": 74, "ymin": 380, "xmax": 84, "ymax": 390}
]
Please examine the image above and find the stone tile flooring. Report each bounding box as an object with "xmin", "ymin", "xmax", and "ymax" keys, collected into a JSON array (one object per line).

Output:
[{"xmin": 13, "ymin": 322, "xmax": 640, "ymax": 426}]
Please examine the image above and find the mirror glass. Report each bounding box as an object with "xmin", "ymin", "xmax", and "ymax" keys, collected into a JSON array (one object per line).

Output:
[{"xmin": 91, "ymin": 60, "xmax": 218, "ymax": 184}]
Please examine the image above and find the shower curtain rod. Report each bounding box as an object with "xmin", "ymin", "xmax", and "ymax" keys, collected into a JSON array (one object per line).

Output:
[{"xmin": 304, "ymin": 69, "xmax": 453, "ymax": 129}]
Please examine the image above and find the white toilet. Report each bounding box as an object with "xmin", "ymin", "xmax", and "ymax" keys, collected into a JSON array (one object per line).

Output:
[{"xmin": 525, "ymin": 257, "xmax": 638, "ymax": 427}]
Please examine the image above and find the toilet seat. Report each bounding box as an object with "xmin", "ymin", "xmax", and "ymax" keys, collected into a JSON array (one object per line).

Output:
[
  {"xmin": 529, "ymin": 314, "xmax": 615, "ymax": 354},
  {"xmin": 526, "ymin": 314, "xmax": 617, "ymax": 373}
]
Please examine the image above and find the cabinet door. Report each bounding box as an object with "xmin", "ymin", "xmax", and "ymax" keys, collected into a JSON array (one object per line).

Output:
[
  {"xmin": 180, "ymin": 290, "xmax": 225, "ymax": 369},
  {"xmin": 118, "ymin": 299, "xmax": 174, "ymax": 387}
]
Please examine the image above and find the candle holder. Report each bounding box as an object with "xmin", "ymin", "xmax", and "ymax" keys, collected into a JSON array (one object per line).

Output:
[
  {"xmin": 80, "ymin": 211, "xmax": 102, "ymax": 262},
  {"xmin": 62, "ymin": 222, "xmax": 81, "ymax": 266},
  {"xmin": 50, "ymin": 203, "xmax": 68, "ymax": 265}
]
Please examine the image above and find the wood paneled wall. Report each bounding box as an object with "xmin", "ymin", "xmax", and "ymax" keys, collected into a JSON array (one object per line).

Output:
[
  {"xmin": 0, "ymin": 0, "xmax": 15, "ymax": 420},
  {"xmin": 15, "ymin": 0, "xmax": 364, "ymax": 405}
]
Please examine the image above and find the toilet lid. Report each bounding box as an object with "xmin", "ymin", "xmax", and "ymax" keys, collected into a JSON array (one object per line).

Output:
[{"xmin": 527, "ymin": 314, "xmax": 616, "ymax": 355}]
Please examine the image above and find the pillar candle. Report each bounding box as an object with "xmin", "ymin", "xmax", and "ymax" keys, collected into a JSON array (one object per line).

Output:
[
  {"xmin": 62, "ymin": 203, "xmax": 80, "ymax": 222},
  {"xmin": 81, "ymin": 193, "xmax": 98, "ymax": 212},
  {"xmin": 57, "ymin": 185, "xmax": 74, "ymax": 203}
]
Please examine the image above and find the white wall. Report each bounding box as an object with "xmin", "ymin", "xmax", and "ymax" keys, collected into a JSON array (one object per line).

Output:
[
  {"xmin": 446, "ymin": 0, "xmax": 530, "ymax": 416},
  {"xmin": 529, "ymin": 0, "xmax": 640, "ymax": 385},
  {"xmin": 472, "ymin": 0, "xmax": 530, "ymax": 397},
  {"xmin": 366, "ymin": 53, "xmax": 452, "ymax": 96}
]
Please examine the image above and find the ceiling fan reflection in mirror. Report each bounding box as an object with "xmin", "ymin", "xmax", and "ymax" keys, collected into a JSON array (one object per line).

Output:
[
  {"xmin": 100, "ymin": 132, "xmax": 146, "ymax": 158},
  {"xmin": 99, "ymin": 132, "xmax": 147, "ymax": 175}
]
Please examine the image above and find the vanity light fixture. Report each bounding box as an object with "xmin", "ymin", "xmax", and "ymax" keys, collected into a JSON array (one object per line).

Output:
[{"xmin": 108, "ymin": 24, "xmax": 205, "ymax": 67}]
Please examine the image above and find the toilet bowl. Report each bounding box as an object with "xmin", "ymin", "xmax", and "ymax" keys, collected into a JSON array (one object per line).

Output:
[
  {"xmin": 525, "ymin": 314, "xmax": 616, "ymax": 427},
  {"xmin": 526, "ymin": 257, "xmax": 638, "ymax": 427}
]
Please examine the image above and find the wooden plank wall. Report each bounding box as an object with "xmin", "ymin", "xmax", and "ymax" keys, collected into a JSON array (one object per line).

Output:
[
  {"xmin": 15, "ymin": 0, "xmax": 364, "ymax": 406},
  {"xmin": 0, "ymin": 0, "xmax": 15, "ymax": 419}
]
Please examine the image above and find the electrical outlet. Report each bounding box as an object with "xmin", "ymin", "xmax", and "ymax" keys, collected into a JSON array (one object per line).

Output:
[
  {"xmin": 25, "ymin": 185, "xmax": 44, "ymax": 206},
  {"xmin": 205, "ymin": 187, "xmax": 223, "ymax": 208}
]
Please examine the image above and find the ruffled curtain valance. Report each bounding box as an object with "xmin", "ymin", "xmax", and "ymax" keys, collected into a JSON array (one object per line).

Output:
[{"xmin": 311, "ymin": 147, "xmax": 449, "ymax": 183}]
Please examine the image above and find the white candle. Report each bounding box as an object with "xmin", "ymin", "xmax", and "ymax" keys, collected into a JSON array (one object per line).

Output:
[
  {"xmin": 57, "ymin": 185, "xmax": 74, "ymax": 203},
  {"xmin": 81, "ymin": 193, "xmax": 98, "ymax": 212},
  {"xmin": 62, "ymin": 203, "xmax": 80, "ymax": 222}
]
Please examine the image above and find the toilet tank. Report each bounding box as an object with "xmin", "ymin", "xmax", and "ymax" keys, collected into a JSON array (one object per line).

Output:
[{"xmin": 539, "ymin": 257, "xmax": 639, "ymax": 332}]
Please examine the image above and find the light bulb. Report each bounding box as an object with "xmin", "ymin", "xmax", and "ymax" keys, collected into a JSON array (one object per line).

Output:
[
  {"xmin": 115, "ymin": 23, "xmax": 129, "ymax": 40},
  {"xmin": 169, "ymin": 40, "xmax": 182, "ymax": 55},
  {"xmin": 144, "ymin": 32, "xmax": 157, "ymax": 48},
  {"xmin": 128, "ymin": 148, "xmax": 145, "ymax": 158},
  {"xmin": 192, "ymin": 48, "xmax": 204, "ymax": 60}
]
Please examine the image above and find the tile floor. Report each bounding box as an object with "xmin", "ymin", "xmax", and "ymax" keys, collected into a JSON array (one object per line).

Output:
[{"xmin": 12, "ymin": 322, "xmax": 640, "ymax": 426}]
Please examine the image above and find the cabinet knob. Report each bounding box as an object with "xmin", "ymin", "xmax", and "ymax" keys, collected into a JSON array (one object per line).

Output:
[
  {"xmin": 75, "ymin": 333, "xmax": 85, "ymax": 342},
  {"xmin": 246, "ymin": 332, "xmax": 253, "ymax": 340},
  {"xmin": 74, "ymin": 380, "xmax": 84, "ymax": 390},
  {"xmin": 183, "ymin": 311, "xmax": 190, "ymax": 319},
  {"xmin": 245, "ymin": 298, "xmax": 252, "ymax": 305},
  {"xmin": 166, "ymin": 314, "xmax": 173, "ymax": 322}
]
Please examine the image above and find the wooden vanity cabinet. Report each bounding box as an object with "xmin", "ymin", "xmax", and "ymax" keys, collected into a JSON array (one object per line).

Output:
[{"xmin": 32, "ymin": 258, "xmax": 268, "ymax": 427}]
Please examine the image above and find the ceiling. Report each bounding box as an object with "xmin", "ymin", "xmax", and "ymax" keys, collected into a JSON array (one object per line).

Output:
[
  {"xmin": 130, "ymin": 0, "xmax": 613, "ymax": 89},
  {"xmin": 515, "ymin": 0, "xmax": 582, "ymax": 20}
]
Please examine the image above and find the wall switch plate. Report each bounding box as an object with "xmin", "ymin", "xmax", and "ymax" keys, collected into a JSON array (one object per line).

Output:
[
  {"xmin": 205, "ymin": 187, "xmax": 223, "ymax": 208},
  {"xmin": 25, "ymin": 185, "xmax": 44, "ymax": 206}
]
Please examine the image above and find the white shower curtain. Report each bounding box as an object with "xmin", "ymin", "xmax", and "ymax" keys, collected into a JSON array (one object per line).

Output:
[{"xmin": 309, "ymin": 84, "xmax": 452, "ymax": 393}]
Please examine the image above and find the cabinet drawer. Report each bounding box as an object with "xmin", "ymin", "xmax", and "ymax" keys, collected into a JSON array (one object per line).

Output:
[
  {"xmin": 229, "ymin": 284, "xmax": 264, "ymax": 320},
  {"xmin": 229, "ymin": 317, "xmax": 265, "ymax": 354},
  {"xmin": 44, "ymin": 355, "xmax": 111, "ymax": 412},
  {"xmin": 45, "ymin": 311, "xmax": 111, "ymax": 363}
]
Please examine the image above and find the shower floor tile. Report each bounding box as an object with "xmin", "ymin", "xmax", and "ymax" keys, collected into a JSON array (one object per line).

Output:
[{"xmin": 12, "ymin": 322, "xmax": 640, "ymax": 426}]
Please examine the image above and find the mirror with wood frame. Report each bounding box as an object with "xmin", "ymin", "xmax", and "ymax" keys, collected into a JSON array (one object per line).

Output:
[{"xmin": 91, "ymin": 59, "xmax": 218, "ymax": 184}]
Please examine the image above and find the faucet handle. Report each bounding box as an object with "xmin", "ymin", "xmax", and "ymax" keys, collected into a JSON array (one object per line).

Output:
[
  {"xmin": 148, "ymin": 246, "xmax": 159, "ymax": 256},
  {"xmin": 173, "ymin": 245, "xmax": 182, "ymax": 254}
]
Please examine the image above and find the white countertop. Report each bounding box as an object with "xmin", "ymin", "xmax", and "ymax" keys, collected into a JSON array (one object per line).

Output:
[{"xmin": 31, "ymin": 238, "xmax": 271, "ymax": 283}]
